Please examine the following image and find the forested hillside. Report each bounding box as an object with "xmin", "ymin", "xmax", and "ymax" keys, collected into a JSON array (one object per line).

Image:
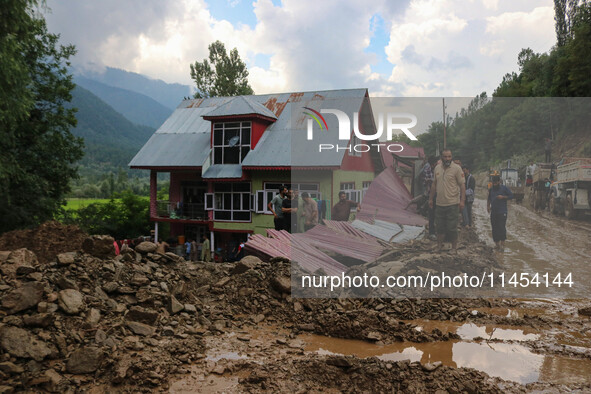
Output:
[
  {"xmin": 74, "ymin": 76, "xmax": 172, "ymax": 128},
  {"xmin": 417, "ymin": 0, "xmax": 591, "ymax": 170}
]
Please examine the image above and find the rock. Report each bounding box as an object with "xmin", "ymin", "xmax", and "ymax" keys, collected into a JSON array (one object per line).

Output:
[
  {"xmin": 212, "ymin": 364, "xmax": 226, "ymax": 375},
  {"xmin": 95, "ymin": 329, "xmax": 107, "ymax": 344},
  {"xmin": 44, "ymin": 368, "xmax": 63, "ymax": 387},
  {"xmin": 0, "ymin": 386, "xmax": 14, "ymax": 394},
  {"xmin": 57, "ymin": 252, "xmax": 77, "ymax": 266},
  {"xmin": 184, "ymin": 304, "xmax": 197, "ymax": 313},
  {"xmin": 82, "ymin": 235, "xmax": 116, "ymax": 258},
  {"xmin": 58, "ymin": 289, "xmax": 84, "ymax": 314},
  {"xmin": 7, "ymin": 248, "xmax": 38, "ymax": 266},
  {"xmin": 130, "ymin": 273, "xmax": 150, "ymax": 286},
  {"xmin": 23, "ymin": 313, "xmax": 55, "ymax": 328},
  {"xmin": 422, "ymin": 361, "xmax": 442, "ymax": 372},
  {"xmin": 162, "ymin": 326, "xmax": 175, "ymax": 336},
  {"xmin": 1, "ymin": 281, "xmax": 44, "ymax": 314},
  {"xmin": 126, "ymin": 321, "xmax": 155, "ymax": 336},
  {"xmin": 168, "ymin": 295, "xmax": 184, "ymax": 314},
  {"xmin": 271, "ymin": 276, "xmax": 291, "ymax": 294},
  {"xmin": 215, "ymin": 277, "xmax": 231, "ymax": 288},
  {"xmin": 27, "ymin": 272, "xmax": 43, "ymax": 281},
  {"xmin": 15, "ymin": 265, "xmax": 36, "ymax": 275},
  {"xmin": 87, "ymin": 308, "xmax": 101, "ymax": 327},
  {"xmin": 126, "ymin": 306, "xmax": 159, "ymax": 325},
  {"xmin": 366, "ymin": 331, "xmax": 382, "ymax": 341},
  {"xmin": 326, "ymin": 356, "xmax": 352, "ymax": 368},
  {"xmin": 240, "ymin": 255, "xmax": 263, "ymax": 265},
  {"xmin": 0, "ymin": 326, "xmax": 52, "ymax": 361},
  {"xmin": 102, "ymin": 282, "xmax": 119, "ymax": 293},
  {"xmin": 0, "ymin": 362, "xmax": 24, "ymax": 375},
  {"xmin": 56, "ymin": 276, "xmax": 79, "ymax": 290},
  {"xmin": 136, "ymin": 242, "xmax": 158, "ymax": 254},
  {"xmin": 578, "ymin": 307, "xmax": 591, "ymax": 317},
  {"xmin": 66, "ymin": 347, "xmax": 103, "ymax": 374}
]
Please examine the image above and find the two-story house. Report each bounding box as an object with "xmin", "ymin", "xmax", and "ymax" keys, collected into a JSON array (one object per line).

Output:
[{"xmin": 129, "ymin": 88, "xmax": 384, "ymax": 253}]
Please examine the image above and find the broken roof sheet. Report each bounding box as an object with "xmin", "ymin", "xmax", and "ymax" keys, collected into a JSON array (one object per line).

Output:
[{"xmin": 356, "ymin": 166, "xmax": 427, "ymax": 226}]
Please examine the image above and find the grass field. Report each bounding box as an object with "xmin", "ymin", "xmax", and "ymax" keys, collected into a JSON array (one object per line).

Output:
[{"xmin": 64, "ymin": 198, "xmax": 113, "ymax": 210}]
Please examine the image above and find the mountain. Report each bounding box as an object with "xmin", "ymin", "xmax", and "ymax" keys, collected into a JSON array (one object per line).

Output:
[
  {"xmin": 74, "ymin": 76, "xmax": 172, "ymax": 129},
  {"xmin": 69, "ymin": 86, "xmax": 155, "ymax": 172},
  {"xmin": 75, "ymin": 66, "xmax": 191, "ymax": 110}
]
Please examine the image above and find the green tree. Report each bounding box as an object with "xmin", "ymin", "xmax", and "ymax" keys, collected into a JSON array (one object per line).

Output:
[
  {"xmin": 0, "ymin": 1, "xmax": 83, "ymax": 233},
  {"xmin": 190, "ymin": 40, "xmax": 254, "ymax": 98}
]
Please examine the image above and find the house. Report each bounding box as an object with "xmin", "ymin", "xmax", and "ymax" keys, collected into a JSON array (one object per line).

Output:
[{"xmin": 129, "ymin": 88, "xmax": 384, "ymax": 254}]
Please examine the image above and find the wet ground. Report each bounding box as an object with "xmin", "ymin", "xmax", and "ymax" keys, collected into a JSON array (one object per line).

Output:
[{"xmin": 472, "ymin": 197, "xmax": 591, "ymax": 298}]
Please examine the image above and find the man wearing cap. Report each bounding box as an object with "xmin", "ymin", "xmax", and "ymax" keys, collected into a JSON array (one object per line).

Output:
[{"xmin": 487, "ymin": 175, "xmax": 513, "ymax": 251}]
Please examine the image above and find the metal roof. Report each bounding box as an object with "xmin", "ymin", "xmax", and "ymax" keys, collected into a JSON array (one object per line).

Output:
[
  {"xmin": 129, "ymin": 89, "xmax": 370, "ymax": 172},
  {"xmin": 201, "ymin": 164, "xmax": 243, "ymax": 179},
  {"xmin": 204, "ymin": 96, "xmax": 277, "ymax": 119}
]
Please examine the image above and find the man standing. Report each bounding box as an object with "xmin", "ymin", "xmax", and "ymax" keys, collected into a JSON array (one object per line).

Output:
[
  {"xmin": 544, "ymin": 138, "xmax": 552, "ymax": 163},
  {"xmin": 429, "ymin": 149, "xmax": 465, "ymax": 254},
  {"xmin": 487, "ymin": 175, "xmax": 513, "ymax": 251},
  {"xmin": 281, "ymin": 188, "xmax": 298, "ymax": 233},
  {"xmin": 331, "ymin": 191, "xmax": 359, "ymax": 221},
  {"xmin": 201, "ymin": 234, "xmax": 211, "ymax": 262},
  {"xmin": 268, "ymin": 185, "xmax": 287, "ymax": 231},
  {"xmin": 462, "ymin": 166, "xmax": 476, "ymax": 227},
  {"xmin": 301, "ymin": 192, "xmax": 318, "ymax": 231}
]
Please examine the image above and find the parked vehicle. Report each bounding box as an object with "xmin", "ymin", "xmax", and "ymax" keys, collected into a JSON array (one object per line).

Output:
[
  {"xmin": 500, "ymin": 167, "xmax": 524, "ymax": 203},
  {"xmin": 548, "ymin": 158, "xmax": 591, "ymax": 219},
  {"xmin": 527, "ymin": 163, "xmax": 553, "ymax": 210}
]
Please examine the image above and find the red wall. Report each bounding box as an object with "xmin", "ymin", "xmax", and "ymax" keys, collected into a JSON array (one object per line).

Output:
[{"xmin": 340, "ymin": 141, "xmax": 375, "ymax": 172}]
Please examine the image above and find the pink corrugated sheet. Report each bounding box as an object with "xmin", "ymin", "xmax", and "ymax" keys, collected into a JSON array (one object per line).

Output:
[{"xmin": 356, "ymin": 166, "xmax": 427, "ymax": 226}]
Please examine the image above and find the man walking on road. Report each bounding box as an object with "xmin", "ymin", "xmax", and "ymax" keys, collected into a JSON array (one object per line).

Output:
[
  {"xmin": 487, "ymin": 175, "xmax": 513, "ymax": 251},
  {"xmin": 201, "ymin": 234, "xmax": 211, "ymax": 262},
  {"xmin": 429, "ymin": 149, "xmax": 465, "ymax": 254}
]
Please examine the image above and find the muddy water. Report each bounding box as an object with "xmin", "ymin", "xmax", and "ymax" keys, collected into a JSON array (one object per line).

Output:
[
  {"xmin": 301, "ymin": 327, "xmax": 591, "ymax": 385},
  {"xmin": 472, "ymin": 197, "xmax": 591, "ymax": 297}
]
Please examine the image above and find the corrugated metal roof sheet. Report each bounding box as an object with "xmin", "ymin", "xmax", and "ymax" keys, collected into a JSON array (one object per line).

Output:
[
  {"xmin": 130, "ymin": 89, "xmax": 369, "ymax": 169},
  {"xmin": 201, "ymin": 164, "xmax": 243, "ymax": 179},
  {"xmin": 128, "ymin": 133, "xmax": 211, "ymax": 167},
  {"xmin": 204, "ymin": 96, "xmax": 277, "ymax": 119}
]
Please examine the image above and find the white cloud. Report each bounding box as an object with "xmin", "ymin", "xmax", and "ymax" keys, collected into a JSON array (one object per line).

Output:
[{"xmin": 44, "ymin": 0, "xmax": 556, "ymax": 97}]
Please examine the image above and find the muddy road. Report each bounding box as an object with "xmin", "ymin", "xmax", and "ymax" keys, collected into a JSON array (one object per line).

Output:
[{"xmin": 472, "ymin": 196, "xmax": 591, "ymax": 298}]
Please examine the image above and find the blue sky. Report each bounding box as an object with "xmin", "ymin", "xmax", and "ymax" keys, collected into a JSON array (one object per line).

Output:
[{"xmin": 44, "ymin": 0, "xmax": 556, "ymax": 97}]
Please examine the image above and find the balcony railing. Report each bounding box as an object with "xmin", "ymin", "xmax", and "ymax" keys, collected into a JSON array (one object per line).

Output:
[{"xmin": 156, "ymin": 200, "xmax": 208, "ymax": 221}]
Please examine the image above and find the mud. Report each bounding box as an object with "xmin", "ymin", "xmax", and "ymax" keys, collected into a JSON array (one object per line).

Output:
[{"xmin": 1, "ymin": 221, "xmax": 591, "ymax": 392}]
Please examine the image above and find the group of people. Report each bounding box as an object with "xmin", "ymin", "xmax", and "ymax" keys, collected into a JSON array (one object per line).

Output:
[
  {"xmin": 422, "ymin": 149, "xmax": 512, "ymax": 253},
  {"xmin": 268, "ymin": 185, "xmax": 360, "ymax": 234}
]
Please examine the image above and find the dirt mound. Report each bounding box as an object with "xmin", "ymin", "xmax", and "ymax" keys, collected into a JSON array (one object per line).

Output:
[{"xmin": 0, "ymin": 221, "xmax": 88, "ymax": 264}]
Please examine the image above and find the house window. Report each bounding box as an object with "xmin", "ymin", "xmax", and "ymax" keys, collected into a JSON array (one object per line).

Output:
[
  {"xmin": 254, "ymin": 183, "xmax": 321, "ymax": 214},
  {"xmin": 340, "ymin": 182, "xmax": 361, "ymax": 204},
  {"xmin": 349, "ymin": 134, "xmax": 362, "ymax": 157},
  {"xmin": 208, "ymin": 183, "xmax": 251, "ymax": 221},
  {"xmin": 213, "ymin": 122, "xmax": 251, "ymax": 164}
]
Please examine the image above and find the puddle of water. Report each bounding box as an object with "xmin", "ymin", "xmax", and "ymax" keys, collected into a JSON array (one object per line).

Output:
[
  {"xmin": 404, "ymin": 320, "xmax": 540, "ymax": 341},
  {"xmin": 205, "ymin": 351, "xmax": 247, "ymax": 362},
  {"xmin": 301, "ymin": 333, "xmax": 591, "ymax": 385}
]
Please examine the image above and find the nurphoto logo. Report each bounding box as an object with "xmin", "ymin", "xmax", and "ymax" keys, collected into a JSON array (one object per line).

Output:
[{"xmin": 304, "ymin": 108, "xmax": 418, "ymax": 153}]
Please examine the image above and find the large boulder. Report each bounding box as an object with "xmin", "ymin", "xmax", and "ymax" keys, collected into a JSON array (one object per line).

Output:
[
  {"xmin": 0, "ymin": 326, "xmax": 52, "ymax": 361},
  {"xmin": 82, "ymin": 235, "xmax": 115, "ymax": 258},
  {"xmin": 135, "ymin": 241, "xmax": 157, "ymax": 254},
  {"xmin": 0, "ymin": 248, "xmax": 38, "ymax": 279},
  {"xmin": 1, "ymin": 281, "xmax": 45, "ymax": 314}
]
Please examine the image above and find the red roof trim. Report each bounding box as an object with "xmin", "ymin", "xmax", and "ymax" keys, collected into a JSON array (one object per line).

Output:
[{"xmin": 242, "ymin": 166, "xmax": 339, "ymax": 171}]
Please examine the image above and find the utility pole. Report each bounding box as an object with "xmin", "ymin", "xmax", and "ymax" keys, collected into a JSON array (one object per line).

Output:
[{"xmin": 442, "ymin": 98, "xmax": 447, "ymax": 149}]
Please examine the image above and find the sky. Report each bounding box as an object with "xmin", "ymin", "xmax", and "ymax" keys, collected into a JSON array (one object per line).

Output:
[{"xmin": 43, "ymin": 0, "xmax": 556, "ymax": 97}]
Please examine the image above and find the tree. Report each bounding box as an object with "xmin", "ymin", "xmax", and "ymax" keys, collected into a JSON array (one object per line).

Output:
[
  {"xmin": 0, "ymin": 1, "xmax": 84, "ymax": 233},
  {"xmin": 190, "ymin": 40, "xmax": 254, "ymax": 98}
]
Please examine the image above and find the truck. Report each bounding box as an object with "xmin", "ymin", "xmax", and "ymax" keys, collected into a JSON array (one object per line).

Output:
[
  {"xmin": 528, "ymin": 163, "xmax": 553, "ymax": 210},
  {"xmin": 500, "ymin": 167, "xmax": 524, "ymax": 203},
  {"xmin": 548, "ymin": 158, "xmax": 591, "ymax": 219}
]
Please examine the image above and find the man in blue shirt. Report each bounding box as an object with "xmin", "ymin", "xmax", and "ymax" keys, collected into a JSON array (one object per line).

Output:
[{"xmin": 487, "ymin": 175, "xmax": 513, "ymax": 251}]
